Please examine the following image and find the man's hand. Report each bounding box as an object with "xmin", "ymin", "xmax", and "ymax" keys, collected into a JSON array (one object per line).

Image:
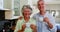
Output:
[
  {"xmin": 30, "ymin": 24, "xmax": 37, "ymax": 32},
  {"xmin": 43, "ymin": 17, "xmax": 50, "ymax": 23},
  {"xmin": 43, "ymin": 17, "xmax": 53, "ymax": 29}
]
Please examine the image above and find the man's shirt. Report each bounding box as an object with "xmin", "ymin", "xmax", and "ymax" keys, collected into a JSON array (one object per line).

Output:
[{"xmin": 33, "ymin": 12, "xmax": 57, "ymax": 32}]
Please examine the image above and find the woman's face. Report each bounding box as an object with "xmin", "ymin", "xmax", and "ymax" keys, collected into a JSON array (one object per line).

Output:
[{"xmin": 23, "ymin": 8, "xmax": 31, "ymax": 18}]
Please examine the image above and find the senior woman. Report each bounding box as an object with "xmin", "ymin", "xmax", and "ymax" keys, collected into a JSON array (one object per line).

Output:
[{"xmin": 14, "ymin": 5, "xmax": 37, "ymax": 32}]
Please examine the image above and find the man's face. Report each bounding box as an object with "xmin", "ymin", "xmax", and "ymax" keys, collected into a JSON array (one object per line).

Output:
[{"xmin": 38, "ymin": 1, "xmax": 45, "ymax": 12}]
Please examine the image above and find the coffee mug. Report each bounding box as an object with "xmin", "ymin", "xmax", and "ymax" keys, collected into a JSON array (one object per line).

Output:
[
  {"xmin": 39, "ymin": 17, "xmax": 43, "ymax": 22},
  {"xmin": 26, "ymin": 22, "xmax": 31, "ymax": 28}
]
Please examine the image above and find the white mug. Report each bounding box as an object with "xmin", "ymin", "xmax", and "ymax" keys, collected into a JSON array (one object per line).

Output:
[
  {"xmin": 26, "ymin": 22, "xmax": 31, "ymax": 28},
  {"xmin": 39, "ymin": 17, "xmax": 43, "ymax": 22}
]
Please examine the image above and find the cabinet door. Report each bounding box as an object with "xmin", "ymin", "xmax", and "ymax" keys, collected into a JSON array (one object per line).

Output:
[{"xmin": 0, "ymin": 10, "xmax": 5, "ymax": 20}]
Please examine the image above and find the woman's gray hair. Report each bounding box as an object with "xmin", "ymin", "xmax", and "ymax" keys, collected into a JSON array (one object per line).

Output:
[{"xmin": 21, "ymin": 5, "xmax": 32, "ymax": 14}]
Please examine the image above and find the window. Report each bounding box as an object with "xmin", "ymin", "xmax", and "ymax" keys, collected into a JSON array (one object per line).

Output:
[{"xmin": 12, "ymin": 0, "xmax": 20, "ymax": 16}]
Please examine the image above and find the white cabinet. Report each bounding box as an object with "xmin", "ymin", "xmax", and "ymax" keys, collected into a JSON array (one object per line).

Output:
[{"xmin": 0, "ymin": 0, "xmax": 3, "ymax": 9}]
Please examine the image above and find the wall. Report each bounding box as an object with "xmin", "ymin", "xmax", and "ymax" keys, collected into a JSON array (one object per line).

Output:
[
  {"xmin": 46, "ymin": 4, "xmax": 60, "ymax": 23},
  {"xmin": 46, "ymin": 4, "xmax": 60, "ymax": 10}
]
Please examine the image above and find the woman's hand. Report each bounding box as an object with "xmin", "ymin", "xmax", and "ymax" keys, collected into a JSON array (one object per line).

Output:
[
  {"xmin": 30, "ymin": 24, "xmax": 35, "ymax": 29},
  {"xmin": 18, "ymin": 23, "xmax": 26, "ymax": 32},
  {"xmin": 22, "ymin": 23, "xmax": 26, "ymax": 31},
  {"xmin": 30, "ymin": 24, "xmax": 37, "ymax": 32}
]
